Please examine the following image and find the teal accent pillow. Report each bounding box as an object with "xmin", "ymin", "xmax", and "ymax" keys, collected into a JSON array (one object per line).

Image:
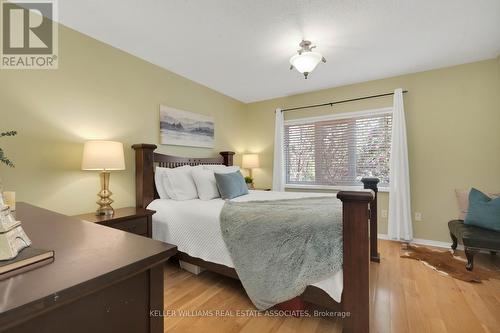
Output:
[
  {"xmin": 464, "ymin": 188, "xmax": 500, "ymax": 232},
  {"xmin": 214, "ymin": 171, "xmax": 249, "ymax": 199}
]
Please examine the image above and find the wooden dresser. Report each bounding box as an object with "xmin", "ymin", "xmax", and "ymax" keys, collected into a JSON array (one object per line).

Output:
[{"xmin": 0, "ymin": 203, "xmax": 177, "ymax": 333}]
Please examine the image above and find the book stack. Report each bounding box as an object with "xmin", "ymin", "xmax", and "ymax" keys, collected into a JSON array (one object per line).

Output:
[
  {"xmin": 0, "ymin": 247, "xmax": 54, "ymax": 280},
  {"xmin": 0, "ymin": 200, "xmax": 54, "ymax": 280}
]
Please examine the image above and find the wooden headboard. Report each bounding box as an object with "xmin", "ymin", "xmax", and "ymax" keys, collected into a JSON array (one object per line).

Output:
[{"xmin": 132, "ymin": 144, "xmax": 235, "ymax": 208}]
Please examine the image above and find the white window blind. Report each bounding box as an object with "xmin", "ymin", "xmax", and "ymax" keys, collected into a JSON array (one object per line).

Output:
[{"xmin": 284, "ymin": 110, "xmax": 392, "ymax": 187}]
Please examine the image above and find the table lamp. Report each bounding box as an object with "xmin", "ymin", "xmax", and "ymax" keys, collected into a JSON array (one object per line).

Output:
[
  {"xmin": 242, "ymin": 153, "xmax": 260, "ymax": 179},
  {"xmin": 82, "ymin": 141, "xmax": 125, "ymax": 216}
]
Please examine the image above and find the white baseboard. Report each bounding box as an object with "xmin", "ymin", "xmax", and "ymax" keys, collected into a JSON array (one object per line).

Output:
[{"xmin": 378, "ymin": 233, "xmax": 464, "ymax": 250}]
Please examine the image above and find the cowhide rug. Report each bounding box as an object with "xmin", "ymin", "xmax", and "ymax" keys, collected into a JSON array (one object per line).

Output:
[{"xmin": 400, "ymin": 244, "xmax": 497, "ymax": 283}]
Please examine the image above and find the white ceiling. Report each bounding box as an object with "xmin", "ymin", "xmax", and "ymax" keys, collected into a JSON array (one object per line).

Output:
[{"xmin": 58, "ymin": 0, "xmax": 500, "ymax": 103}]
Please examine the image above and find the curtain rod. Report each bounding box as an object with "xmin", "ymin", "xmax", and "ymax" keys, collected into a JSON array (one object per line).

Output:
[{"xmin": 281, "ymin": 90, "xmax": 408, "ymax": 112}]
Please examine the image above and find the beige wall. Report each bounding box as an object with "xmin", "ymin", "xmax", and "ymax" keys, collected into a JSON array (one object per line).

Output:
[
  {"xmin": 0, "ymin": 25, "xmax": 246, "ymax": 215},
  {"xmin": 244, "ymin": 58, "xmax": 500, "ymax": 242},
  {"xmin": 1, "ymin": 23, "xmax": 498, "ymax": 243}
]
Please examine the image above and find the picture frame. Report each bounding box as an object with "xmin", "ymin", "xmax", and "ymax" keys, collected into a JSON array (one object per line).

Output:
[{"xmin": 160, "ymin": 105, "xmax": 215, "ymax": 148}]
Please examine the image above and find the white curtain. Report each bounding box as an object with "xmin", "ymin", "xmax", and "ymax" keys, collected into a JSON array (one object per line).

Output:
[
  {"xmin": 272, "ymin": 108, "xmax": 285, "ymax": 191},
  {"xmin": 388, "ymin": 88, "xmax": 413, "ymax": 241}
]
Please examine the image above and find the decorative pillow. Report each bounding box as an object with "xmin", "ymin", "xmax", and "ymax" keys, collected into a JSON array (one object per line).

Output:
[
  {"xmin": 162, "ymin": 165, "xmax": 198, "ymax": 200},
  {"xmin": 155, "ymin": 166, "xmax": 170, "ymax": 199},
  {"xmin": 464, "ymin": 188, "xmax": 500, "ymax": 232},
  {"xmin": 191, "ymin": 165, "xmax": 240, "ymax": 200},
  {"xmin": 214, "ymin": 171, "xmax": 249, "ymax": 200},
  {"xmin": 191, "ymin": 166, "xmax": 220, "ymax": 200},
  {"xmin": 455, "ymin": 189, "xmax": 500, "ymax": 220}
]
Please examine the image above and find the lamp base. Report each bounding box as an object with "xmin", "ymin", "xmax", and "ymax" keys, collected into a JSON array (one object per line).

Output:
[
  {"xmin": 95, "ymin": 171, "xmax": 115, "ymax": 216},
  {"xmin": 96, "ymin": 206, "xmax": 114, "ymax": 216}
]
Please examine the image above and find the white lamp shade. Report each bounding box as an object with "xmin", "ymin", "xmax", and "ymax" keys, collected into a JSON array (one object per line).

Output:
[
  {"xmin": 242, "ymin": 154, "xmax": 260, "ymax": 169},
  {"xmin": 290, "ymin": 51, "xmax": 322, "ymax": 73},
  {"xmin": 81, "ymin": 141, "xmax": 125, "ymax": 171}
]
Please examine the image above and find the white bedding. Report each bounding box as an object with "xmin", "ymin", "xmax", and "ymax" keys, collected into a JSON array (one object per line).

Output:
[{"xmin": 148, "ymin": 190, "xmax": 343, "ymax": 302}]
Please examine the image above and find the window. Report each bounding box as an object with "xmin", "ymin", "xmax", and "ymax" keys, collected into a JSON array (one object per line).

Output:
[{"xmin": 284, "ymin": 109, "xmax": 392, "ymax": 188}]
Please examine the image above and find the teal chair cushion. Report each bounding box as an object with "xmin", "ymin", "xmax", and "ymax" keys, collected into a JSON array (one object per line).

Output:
[
  {"xmin": 214, "ymin": 171, "xmax": 249, "ymax": 200},
  {"xmin": 464, "ymin": 188, "xmax": 500, "ymax": 232}
]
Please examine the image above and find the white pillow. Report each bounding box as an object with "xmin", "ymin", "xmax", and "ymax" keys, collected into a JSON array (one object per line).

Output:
[
  {"xmin": 204, "ymin": 164, "xmax": 240, "ymax": 173},
  {"xmin": 161, "ymin": 165, "xmax": 198, "ymax": 200},
  {"xmin": 192, "ymin": 165, "xmax": 240, "ymax": 200},
  {"xmin": 155, "ymin": 166, "xmax": 170, "ymax": 199},
  {"xmin": 192, "ymin": 166, "xmax": 220, "ymax": 200}
]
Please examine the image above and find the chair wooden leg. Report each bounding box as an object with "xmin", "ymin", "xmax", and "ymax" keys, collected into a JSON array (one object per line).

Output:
[
  {"xmin": 465, "ymin": 247, "xmax": 479, "ymax": 271},
  {"xmin": 450, "ymin": 232, "xmax": 458, "ymax": 252}
]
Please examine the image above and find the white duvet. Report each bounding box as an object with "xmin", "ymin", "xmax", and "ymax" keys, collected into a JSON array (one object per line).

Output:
[{"xmin": 148, "ymin": 190, "xmax": 343, "ymax": 302}]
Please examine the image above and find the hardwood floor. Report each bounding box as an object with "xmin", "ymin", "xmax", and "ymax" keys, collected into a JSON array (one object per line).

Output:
[{"xmin": 163, "ymin": 240, "xmax": 500, "ymax": 333}]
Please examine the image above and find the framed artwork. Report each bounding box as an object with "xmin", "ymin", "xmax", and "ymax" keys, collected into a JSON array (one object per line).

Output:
[{"xmin": 160, "ymin": 105, "xmax": 214, "ymax": 148}]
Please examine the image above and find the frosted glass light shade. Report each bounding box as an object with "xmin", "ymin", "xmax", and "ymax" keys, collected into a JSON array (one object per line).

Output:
[
  {"xmin": 81, "ymin": 141, "xmax": 125, "ymax": 171},
  {"xmin": 290, "ymin": 51, "xmax": 323, "ymax": 73},
  {"xmin": 242, "ymin": 154, "xmax": 260, "ymax": 169}
]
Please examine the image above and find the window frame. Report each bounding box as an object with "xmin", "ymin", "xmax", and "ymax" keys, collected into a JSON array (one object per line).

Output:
[{"xmin": 283, "ymin": 107, "xmax": 393, "ymax": 192}]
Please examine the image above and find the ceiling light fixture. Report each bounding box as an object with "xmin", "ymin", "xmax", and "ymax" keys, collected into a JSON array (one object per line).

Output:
[{"xmin": 289, "ymin": 40, "xmax": 326, "ymax": 79}]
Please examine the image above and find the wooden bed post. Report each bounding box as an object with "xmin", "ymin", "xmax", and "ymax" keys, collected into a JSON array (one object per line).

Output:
[
  {"xmin": 361, "ymin": 177, "xmax": 380, "ymax": 263},
  {"xmin": 337, "ymin": 190, "xmax": 374, "ymax": 333},
  {"xmin": 132, "ymin": 143, "xmax": 157, "ymax": 209},
  {"xmin": 219, "ymin": 151, "xmax": 235, "ymax": 166}
]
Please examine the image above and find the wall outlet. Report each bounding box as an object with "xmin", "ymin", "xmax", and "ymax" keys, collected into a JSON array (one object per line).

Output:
[
  {"xmin": 415, "ymin": 212, "xmax": 423, "ymax": 221},
  {"xmin": 381, "ymin": 209, "xmax": 388, "ymax": 218}
]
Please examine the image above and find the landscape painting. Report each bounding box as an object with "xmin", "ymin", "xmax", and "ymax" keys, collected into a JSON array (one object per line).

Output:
[{"xmin": 160, "ymin": 105, "xmax": 215, "ymax": 148}]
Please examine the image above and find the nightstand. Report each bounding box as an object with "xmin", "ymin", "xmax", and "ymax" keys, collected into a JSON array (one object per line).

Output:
[{"xmin": 74, "ymin": 207, "xmax": 154, "ymax": 238}]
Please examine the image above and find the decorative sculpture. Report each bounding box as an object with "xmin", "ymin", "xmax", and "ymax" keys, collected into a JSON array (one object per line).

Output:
[{"xmin": 0, "ymin": 194, "xmax": 31, "ymax": 260}]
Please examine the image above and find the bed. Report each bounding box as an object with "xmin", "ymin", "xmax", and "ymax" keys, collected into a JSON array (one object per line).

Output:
[
  {"xmin": 132, "ymin": 143, "xmax": 378, "ymax": 333},
  {"xmin": 148, "ymin": 190, "xmax": 344, "ymax": 303}
]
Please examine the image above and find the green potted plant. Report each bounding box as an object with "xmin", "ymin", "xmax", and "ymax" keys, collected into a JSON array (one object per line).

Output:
[
  {"xmin": 244, "ymin": 176, "xmax": 254, "ymax": 189},
  {"xmin": 0, "ymin": 131, "xmax": 17, "ymax": 168}
]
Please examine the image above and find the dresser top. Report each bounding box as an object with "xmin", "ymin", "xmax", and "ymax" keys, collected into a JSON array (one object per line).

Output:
[{"xmin": 0, "ymin": 203, "xmax": 176, "ymax": 327}]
